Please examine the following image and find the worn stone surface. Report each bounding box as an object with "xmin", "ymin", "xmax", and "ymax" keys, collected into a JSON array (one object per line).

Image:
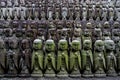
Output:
[{"xmin": 1, "ymin": 77, "xmax": 120, "ymax": 80}]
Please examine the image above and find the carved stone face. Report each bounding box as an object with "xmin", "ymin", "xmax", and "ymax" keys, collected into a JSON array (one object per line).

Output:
[
  {"xmin": 9, "ymin": 39, "xmax": 18, "ymax": 49},
  {"xmin": 26, "ymin": 29, "xmax": 34, "ymax": 38},
  {"xmin": 84, "ymin": 29, "xmax": 91, "ymax": 37},
  {"xmin": 58, "ymin": 39, "xmax": 68, "ymax": 50},
  {"xmin": 33, "ymin": 39, "xmax": 42, "ymax": 50},
  {"xmin": 15, "ymin": 29, "xmax": 23, "ymax": 37},
  {"xmin": 86, "ymin": 22, "xmax": 92, "ymax": 29},
  {"xmin": 45, "ymin": 40, "xmax": 55, "ymax": 52},
  {"xmin": 21, "ymin": 39, "xmax": 30, "ymax": 49},
  {"xmin": 0, "ymin": 38, "xmax": 5, "ymax": 49},
  {"xmin": 103, "ymin": 21, "xmax": 110, "ymax": 28},
  {"xmin": 113, "ymin": 22, "xmax": 120, "ymax": 28},
  {"xmin": 83, "ymin": 40, "xmax": 92, "ymax": 50},
  {"xmin": 4, "ymin": 28, "xmax": 13, "ymax": 37},
  {"xmin": 74, "ymin": 28, "xmax": 81, "ymax": 37},
  {"xmin": 71, "ymin": 40, "xmax": 80, "ymax": 51},
  {"xmin": 94, "ymin": 40, "xmax": 104, "ymax": 52},
  {"xmin": 104, "ymin": 40, "xmax": 115, "ymax": 51}
]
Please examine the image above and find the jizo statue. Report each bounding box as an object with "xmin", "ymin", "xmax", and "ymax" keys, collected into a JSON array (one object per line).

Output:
[
  {"xmin": 81, "ymin": 40, "xmax": 93, "ymax": 78},
  {"xmin": 44, "ymin": 39, "xmax": 56, "ymax": 77},
  {"xmin": 31, "ymin": 39, "xmax": 43, "ymax": 77},
  {"xmin": 0, "ymin": 37, "xmax": 6, "ymax": 77},
  {"xmin": 6, "ymin": 39, "xmax": 19, "ymax": 77},
  {"xmin": 104, "ymin": 39, "xmax": 117, "ymax": 76},
  {"xmin": 69, "ymin": 40, "xmax": 81, "ymax": 77},
  {"xmin": 19, "ymin": 39, "xmax": 31, "ymax": 77},
  {"xmin": 57, "ymin": 39, "xmax": 68, "ymax": 77},
  {"xmin": 94, "ymin": 40, "xmax": 106, "ymax": 77}
]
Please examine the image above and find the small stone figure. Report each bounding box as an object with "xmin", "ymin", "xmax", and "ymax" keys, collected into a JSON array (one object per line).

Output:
[
  {"xmin": 62, "ymin": 5, "xmax": 68, "ymax": 20},
  {"xmin": 102, "ymin": 22, "xmax": 111, "ymax": 40},
  {"xmin": 4, "ymin": 28, "xmax": 13, "ymax": 50},
  {"xmin": 57, "ymin": 39, "xmax": 68, "ymax": 77},
  {"xmin": 104, "ymin": 39, "xmax": 117, "ymax": 76},
  {"xmin": 69, "ymin": 40, "xmax": 81, "ymax": 77},
  {"xmin": 44, "ymin": 39, "xmax": 56, "ymax": 77},
  {"xmin": 82, "ymin": 29, "xmax": 92, "ymax": 43},
  {"xmin": 19, "ymin": 39, "xmax": 31, "ymax": 77},
  {"xmin": 31, "ymin": 39, "xmax": 43, "ymax": 77},
  {"xmin": 0, "ymin": 37, "xmax": 6, "ymax": 77},
  {"xmin": 93, "ymin": 23, "xmax": 102, "ymax": 43},
  {"xmin": 116, "ymin": 41, "xmax": 120, "ymax": 75},
  {"xmin": 94, "ymin": 40, "xmax": 106, "ymax": 77},
  {"xmin": 82, "ymin": 6, "xmax": 87, "ymax": 20},
  {"xmin": 6, "ymin": 39, "xmax": 19, "ymax": 77},
  {"xmin": 81, "ymin": 40, "xmax": 93, "ymax": 77}
]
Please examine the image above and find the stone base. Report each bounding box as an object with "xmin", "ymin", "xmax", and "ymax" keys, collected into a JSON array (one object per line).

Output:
[
  {"xmin": 44, "ymin": 73, "xmax": 56, "ymax": 77},
  {"xmin": 0, "ymin": 74, "xmax": 4, "ymax": 77},
  {"xmin": 94, "ymin": 73, "xmax": 106, "ymax": 77},
  {"xmin": 18, "ymin": 73, "xmax": 30, "ymax": 77},
  {"xmin": 107, "ymin": 73, "xmax": 117, "ymax": 77},
  {"xmin": 82, "ymin": 74, "xmax": 94, "ymax": 78},
  {"xmin": 57, "ymin": 74, "xmax": 68, "ymax": 78},
  {"xmin": 5, "ymin": 74, "xmax": 17, "ymax": 77},
  {"xmin": 69, "ymin": 74, "xmax": 81, "ymax": 78},
  {"xmin": 31, "ymin": 73, "xmax": 43, "ymax": 77}
]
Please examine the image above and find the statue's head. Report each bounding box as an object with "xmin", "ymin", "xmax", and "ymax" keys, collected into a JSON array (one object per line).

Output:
[
  {"xmin": 9, "ymin": 39, "xmax": 18, "ymax": 49},
  {"xmin": 58, "ymin": 39, "xmax": 68, "ymax": 51},
  {"xmin": 83, "ymin": 40, "xmax": 92, "ymax": 50},
  {"xmin": 21, "ymin": 39, "xmax": 30, "ymax": 49},
  {"xmin": 45, "ymin": 39, "xmax": 55, "ymax": 52},
  {"xmin": 4, "ymin": 28, "xmax": 13, "ymax": 37},
  {"xmin": 33, "ymin": 39, "xmax": 42, "ymax": 50},
  {"xmin": 15, "ymin": 28, "xmax": 23, "ymax": 37},
  {"xmin": 84, "ymin": 29, "xmax": 91, "ymax": 37},
  {"xmin": 113, "ymin": 21, "xmax": 120, "ymax": 28},
  {"xmin": 71, "ymin": 40, "xmax": 80, "ymax": 51},
  {"xmin": 94, "ymin": 40, "xmax": 104, "ymax": 52},
  {"xmin": 86, "ymin": 22, "xmax": 92, "ymax": 29},
  {"xmin": 103, "ymin": 21, "xmax": 110, "ymax": 28},
  {"xmin": 104, "ymin": 39, "xmax": 115, "ymax": 51},
  {"xmin": 0, "ymin": 38, "xmax": 5, "ymax": 49}
]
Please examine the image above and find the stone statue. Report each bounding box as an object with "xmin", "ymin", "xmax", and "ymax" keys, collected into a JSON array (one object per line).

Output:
[
  {"xmin": 93, "ymin": 23, "xmax": 102, "ymax": 43},
  {"xmin": 82, "ymin": 6, "xmax": 87, "ymax": 20},
  {"xmin": 6, "ymin": 39, "xmax": 19, "ymax": 77},
  {"xmin": 116, "ymin": 41, "xmax": 120, "ymax": 75},
  {"xmin": 104, "ymin": 39, "xmax": 117, "ymax": 76},
  {"xmin": 82, "ymin": 29, "xmax": 92, "ymax": 43},
  {"xmin": 62, "ymin": 5, "xmax": 68, "ymax": 20},
  {"xmin": 4, "ymin": 28, "xmax": 13, "ymax": 50},
  {"xmin": 81, "ymin": 40, "xmax": 93, "ymax": 77},
  {"xmin": 57, "ymin": 39, "xmax": 68, "ymax": 77},
  {"xmin": 0, "ymin": 37, "xmax": 6, "ymax": 77},
  {"xmin": 44, "ymin": 39, "xmax": 56, "ymax": 77},
  {"xmin": 31, "ymin": 39, "xmax": 43, "ymax": 77},
  {"xmin": 69, "ymin": 40, "xmax": 81, "ymax": 77},
  {"xmin": 94, "ymin": 40, "xmax": 106, "ymax": 77},
  {"xmin": 102, "ymin": 22, "xmax": 111, "ymax": 40},
  {"xmin": 19, "ymin": 39, "xmax": 31, "ymax": 77}
]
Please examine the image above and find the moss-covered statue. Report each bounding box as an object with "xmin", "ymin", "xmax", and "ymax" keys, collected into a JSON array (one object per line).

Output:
[
  {"xmin": 6, "ymin": 39, "xmax": 19, "ymax": 77},
  {"xmin": 31, "ymin": 39, "xmax": 43, "ymax": 77},
  {"xmin": 94, "ymin": 40, "xmax": 106, "ymax": 77},
  {"xmin": 44, "ymin": 39, "xmax": 56, "ymax": 77},
  {"xmin": 19, "ymin": 39, "xmax": 31, "ymax": 77},
  {"xmin": 0, "ymin": 37, "xmax": 6, "ymax": 77},
  {"xmin": 57, "ymin": 39, "xmax": 68, "ymax": 77},
  {"xmin": 69, "ymin": 40, "xmax": 81, "ymax": 77},
  {"xmin": 81, "ymin": 40, "xmax": 93, "ymax": 77},
  {"xmin": 104, "ymin": 39, "xmax": 117, "ymax": 76}
]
